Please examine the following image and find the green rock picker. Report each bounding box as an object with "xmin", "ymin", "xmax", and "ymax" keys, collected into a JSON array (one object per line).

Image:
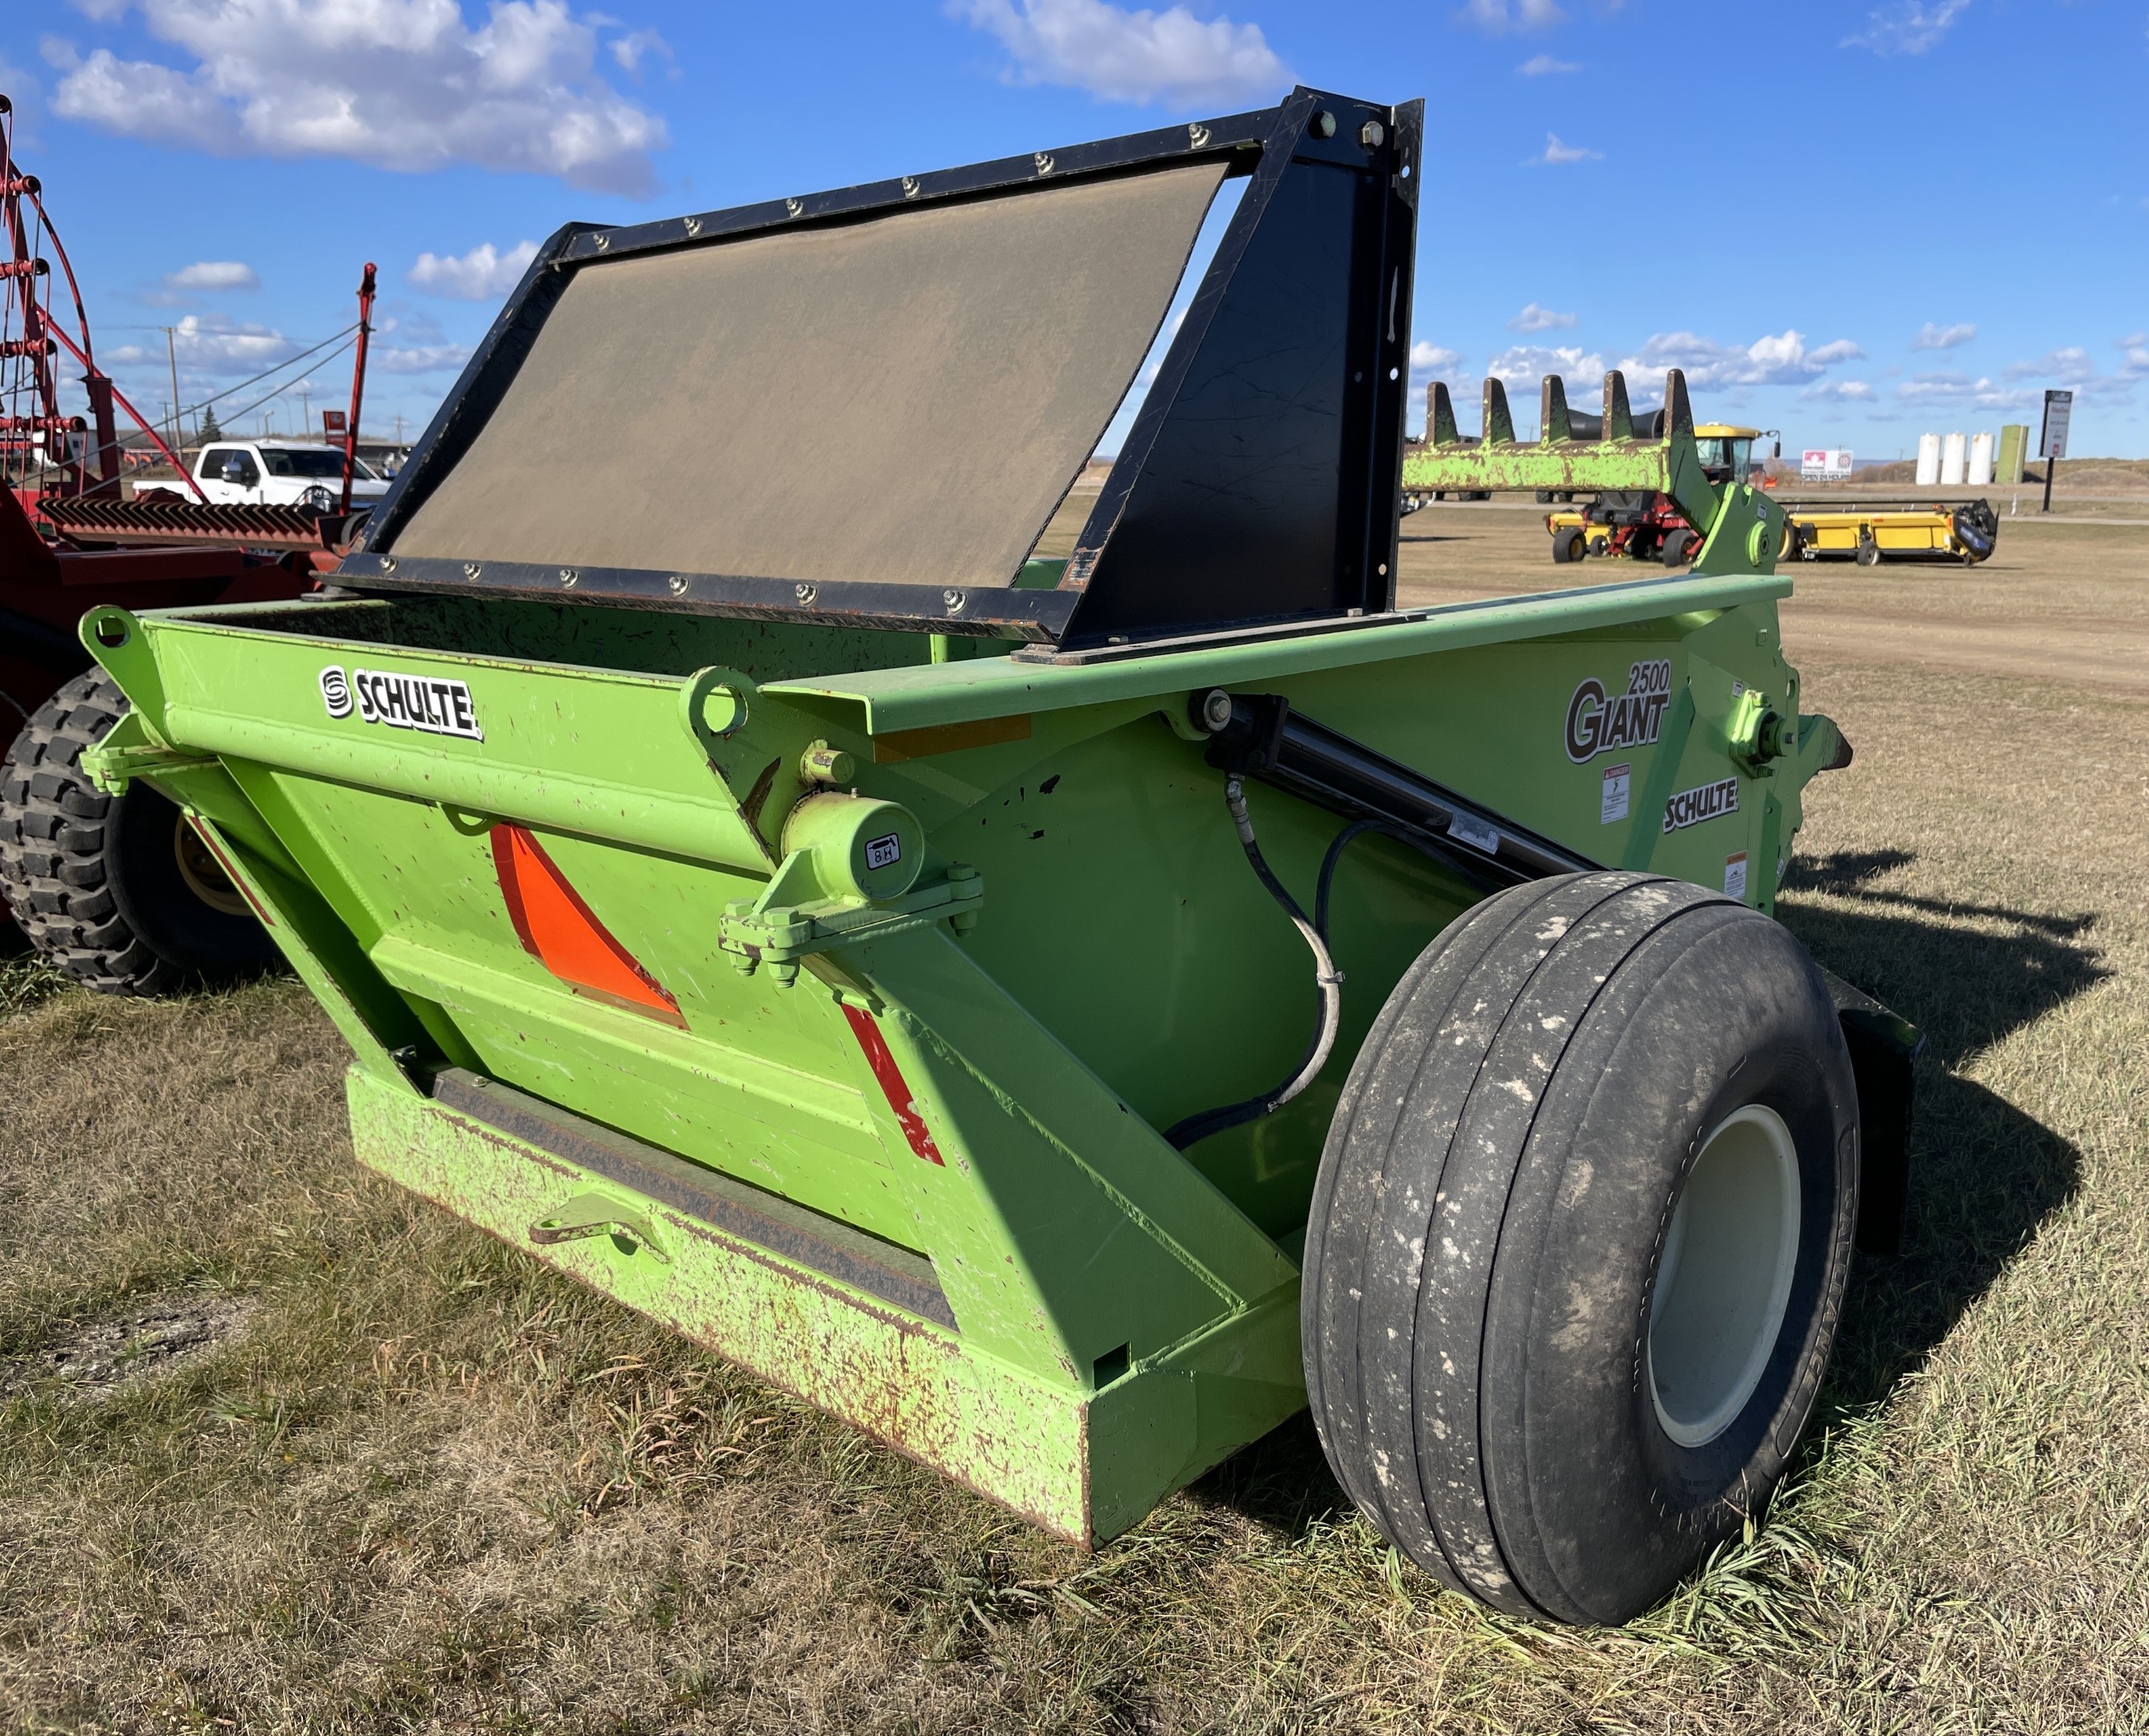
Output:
[{"xmin": 76, "ymin": 88, "xmax": 1917, "ymax": 1625}]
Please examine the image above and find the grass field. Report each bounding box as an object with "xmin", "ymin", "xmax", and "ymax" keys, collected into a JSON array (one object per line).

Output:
[{"xmin": 2, "ymin": 512, "xmax": 2146, "ymax": 1733}]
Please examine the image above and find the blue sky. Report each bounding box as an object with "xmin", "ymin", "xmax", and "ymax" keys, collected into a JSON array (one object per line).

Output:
[{"xmin": 3, "ymin": 0, "xmax": 2144, "ymax": 461}]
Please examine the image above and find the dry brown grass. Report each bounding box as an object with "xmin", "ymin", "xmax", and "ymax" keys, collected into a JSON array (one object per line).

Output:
[{"xmin": 2, "ymin": 522, "xmax": 2147, "ymax": 1732}]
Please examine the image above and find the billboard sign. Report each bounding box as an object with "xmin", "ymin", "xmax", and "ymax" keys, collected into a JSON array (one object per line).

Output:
[
  {"xmin": 322, "ymin": 409, "xmax": 348, "ymax": 433},
  {"xmin": 2040, "ymin": 390, "xmax": 2072, "ymax": 461},
  {"xmin": 1800, "ymin": 448, "xmax": 1854, "ymax": 481}
]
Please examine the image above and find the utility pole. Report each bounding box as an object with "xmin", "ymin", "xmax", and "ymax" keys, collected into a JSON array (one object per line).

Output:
[
  {"xmin": 161, "ymin": 326, "xmax": 183, "ymax": 452},
  {"xmin": 298, "ymin": 383, "xmax": 311, "ymax": 439}
]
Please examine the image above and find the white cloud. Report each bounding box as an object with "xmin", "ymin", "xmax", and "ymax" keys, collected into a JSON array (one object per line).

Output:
[
  {"xmin": 165, "ymin": 260, "xmax": 260, "ymax": 292},
  {"xmin": 1527, "ymin": 133, "xmax": 1600, "ymax": 166},
  {"xmin": 1802, "ymin": 379, "xmax": 1876, "ymax": 402},
  {"xmin": 608, "ymin": 26, "xmax": 670, "ymax": 75},
  {"xmin": 1895, "ymin": 371, "xmax": 2037, "ymax": 410},
  {"xmin": 408, "ymin": 239, "xmax": 541, "ymax": 300},
  {"xmin": 1457, "ymin": 0, "xmax": 1566, "ymax": 32},
  {"xmin": 1410, "ymin": 340, "xmax": 1462, "ymax": 375},
  {"xmin": 1516, "ymin": 53, "xmax": 1578, "ymax": 73},
  {"xmin": 107, "ymin": 311, "xmax": 298, "ymax": 375},
  {"xmin": 374, "ymin": 342, "xmax": 476, "ymax": 374},
  {"xmin": 1912, "ymin": 321, "xmax": 1976, "ymax": 350},
  {"xmin": 2001, "ymin": 346, "xmax": 2098, "ymax": 385},
  {"xmin": 1843, "ymin": 0, "xmax": 1971, "ymax": 55},
  {"xmin": 1615, "ymin": 329, "xmax": 1860, "ymax": 391},
  {"xmin": 1486, "ymin": 344, "xmax": 1607, "ymax": 391},
  {"xmin": 952, "ymin": 0, "xmax": 1287, "ymax": 106},
  {"xmin": 50, "ymin": 0, "xmax": 668, "ymax": 197},
  {"xmin": 1508, "ymin": 302, "xmax": 1575, "ymax": 333}
]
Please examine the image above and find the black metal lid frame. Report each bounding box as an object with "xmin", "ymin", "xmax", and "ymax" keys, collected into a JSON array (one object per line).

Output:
[{"xmin": 346, "ymin": 87, "xmax": 1421, "ymax": 653}]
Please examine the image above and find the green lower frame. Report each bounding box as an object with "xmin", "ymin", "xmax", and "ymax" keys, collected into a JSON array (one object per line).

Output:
[{"xmin": 347, "ymin": 1062, "xmax": 1306, "ymax": 1544}]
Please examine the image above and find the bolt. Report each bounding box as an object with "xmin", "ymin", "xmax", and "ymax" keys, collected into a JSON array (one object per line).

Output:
[
  {"xmin": 799, "ymin": 740, "xmax": 855, "ymax": 784},
  {"xmin": 1359, "ymin": 119, "xmax": 1386, "ymax": 149},
  {"xmin": 1199, "ymin": 689, "xmax": 1234, "ymax": 732},
  {"xmin": 1312, "ymin": 110, "xmax": 1336, "ymax": 139},
  {"xmin": 795, "ymin": 583, "xmax": 817, "ymax": 604},
  {"xmin": 944, "ymin": 589, "xmax": 966, "ymax": 613}
]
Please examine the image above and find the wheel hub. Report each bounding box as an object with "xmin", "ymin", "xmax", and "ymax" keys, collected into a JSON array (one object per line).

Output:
[{"xmin": 1648, "ymin": 1103, "xmax": 1801, "ymax": 1449}]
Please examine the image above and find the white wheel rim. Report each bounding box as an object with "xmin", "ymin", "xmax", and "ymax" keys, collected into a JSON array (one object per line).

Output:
[{"xmin": 1648, "ymin": 1103, "xmax": 1801, "ymax": 1449}]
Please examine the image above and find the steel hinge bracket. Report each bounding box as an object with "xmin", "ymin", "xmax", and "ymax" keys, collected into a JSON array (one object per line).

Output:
[
  {"xmin": 78, "ymin": 710, "xmax": 217, "ymax": 796},
  {"xmin": 719, "ymin": 859, "xmax": 983, "ymax": 984}
]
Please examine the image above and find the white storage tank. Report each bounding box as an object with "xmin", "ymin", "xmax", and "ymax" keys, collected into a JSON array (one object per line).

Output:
[
  {"xmin": 1916, "ymin": 432, "xmax": 1942, "ymax": 486},
  {"xmin": 1941, "ymin": 431, "xmax": 1967, "ymax": 486},
  {"xmin": 1969, "ymin": 431, "xmax": 1995, "ymax": 485}
]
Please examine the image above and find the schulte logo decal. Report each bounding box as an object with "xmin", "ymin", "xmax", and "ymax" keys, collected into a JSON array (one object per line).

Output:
[
  {"xmin": 1566, "ymin": 659, "xmax": 1672, "ymax": 764},
  {"xmin": 1663, "ymin": 776, "xmax": 1739, "ymax": 833},
  {"xmin": 320, "ymin": 665, "xmax": 484, "ymax": 741}
]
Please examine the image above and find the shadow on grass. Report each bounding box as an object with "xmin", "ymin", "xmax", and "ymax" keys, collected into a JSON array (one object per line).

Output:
[
  {"xmin": 1778, "ymin": 850, "xmax": 2103, "ymax": 1410},
  {"xmin": 1188, "ymin": 847, "xmax": 2106, "ymax": 1537}
]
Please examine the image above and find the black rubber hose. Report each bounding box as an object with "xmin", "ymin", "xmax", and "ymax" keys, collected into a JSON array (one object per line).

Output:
[{"xmin": 1164, "ymin": 777, "xmax": 1345, "ymax": 1152}]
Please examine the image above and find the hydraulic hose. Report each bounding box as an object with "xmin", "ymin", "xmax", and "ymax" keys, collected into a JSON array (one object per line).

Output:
[{"xmin": 1163, "ymin": 777, "xmax": 1345, "ymax": 1152}]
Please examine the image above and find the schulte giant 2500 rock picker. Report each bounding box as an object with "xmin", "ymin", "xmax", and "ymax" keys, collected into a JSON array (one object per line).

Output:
[{"xmin": 77, "ymin": 88, "xmax": 1917, "ymax": 1625}]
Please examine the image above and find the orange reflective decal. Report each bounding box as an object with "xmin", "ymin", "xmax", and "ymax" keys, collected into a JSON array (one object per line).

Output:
[{"xmin": 492, "ymin": 824, "xmax": 683, "ymax": 1025}]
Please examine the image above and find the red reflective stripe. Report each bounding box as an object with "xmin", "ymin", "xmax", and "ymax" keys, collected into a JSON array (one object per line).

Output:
[
  {"xmin": 491, "ymin": 824, "xmax": 683, "ymax": 1025},
  {"xmin": 842, "ymin": 1003, "xmax": 944, "ymax": 1165}
]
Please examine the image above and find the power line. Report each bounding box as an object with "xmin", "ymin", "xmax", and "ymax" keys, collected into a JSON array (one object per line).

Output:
[
  {"xmin": 166, "ymin": 321, "xmax": 359, "ymax": 428},
  {"xmin": 215, "ymin": 335, "xmax": 358, "ymax": 433}
]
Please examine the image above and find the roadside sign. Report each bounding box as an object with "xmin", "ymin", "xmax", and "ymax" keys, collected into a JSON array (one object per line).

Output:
[
  {"xmin": 322, "ymin": 409, "xmax": 347, "ymax": 433},
  {"xmin": 1800, "ymin": 448, "xmax": 1853, "ymax": 481},
  {"xmin": 2039, "ymin": 390, "xmax": 2072, "ymax": 460}
]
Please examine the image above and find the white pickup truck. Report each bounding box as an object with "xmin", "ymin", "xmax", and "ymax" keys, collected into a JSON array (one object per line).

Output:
[{"xmin": 134, "ymin": 440, "xmax": 392, "ymax": 510}]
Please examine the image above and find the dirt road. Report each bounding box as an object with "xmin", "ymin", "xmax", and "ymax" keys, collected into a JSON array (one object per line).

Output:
[{"xmin": 1392, "ymin": 506, "xmax": 2149, "ymax": 697}]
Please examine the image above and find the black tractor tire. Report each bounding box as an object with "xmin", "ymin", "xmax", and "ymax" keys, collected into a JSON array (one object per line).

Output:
[
  {"xmin": 1660, "ymin": 527, "xmax": 1695, "ymax": 568},
  {"xmin": 1551, "ymin": 528, "xmax": 1586, "ymax": 565},
  {"xmin": 1779, "ymin": 520, "xmax": 1803, "ymax": 563},
  {"xmin": 0, "ymin": 669, "xmax": 278, "ymax": 996},
  {"xmin": 1302, "ymin": 872, "xmax": 1860, "ymax": 1624},
  {"xmin": 1854, "ymin": 529, "xmax": 1881, "ymax": 567}
]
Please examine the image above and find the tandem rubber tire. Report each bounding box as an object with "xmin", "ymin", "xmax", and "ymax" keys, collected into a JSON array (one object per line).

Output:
[
  {"xmin": 1660, "ymin": 527, "xmax": 1695, "ymax": 568},
  {"xmin": 0, "ymin": 669, "xmax": 278, "ymax": 996},
  {"xmin": 1551, "ymin": 528, "xmax": 1586, "ymax": 565},
  {"xmin": 1301, "ymin": 872, "xmax": 1860, "ymax": 1625}
]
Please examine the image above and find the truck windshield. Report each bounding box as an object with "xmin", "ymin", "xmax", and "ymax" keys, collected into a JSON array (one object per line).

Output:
[
  {"xmin": 1693, "ymin": 437, "xmax": 1754, "ymax": 480},
  {"xmin": 261, "ymin": 448, "xmax": 379, "ymax": 480}
]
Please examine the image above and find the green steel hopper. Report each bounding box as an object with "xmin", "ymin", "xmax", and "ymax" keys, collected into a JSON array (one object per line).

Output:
[{"xmin": 78, "ymin": 88, "xmax": 1916, "ymax": 1625}]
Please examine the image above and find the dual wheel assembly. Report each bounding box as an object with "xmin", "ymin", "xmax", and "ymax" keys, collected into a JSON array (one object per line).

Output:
[
  {"xmin": 1302, "ymin": 871, "xmax": 1861, "ymax": 1623},
  {"xmin": 0, "ymin": 670, "xmax": 279, "ymax": 993}
]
